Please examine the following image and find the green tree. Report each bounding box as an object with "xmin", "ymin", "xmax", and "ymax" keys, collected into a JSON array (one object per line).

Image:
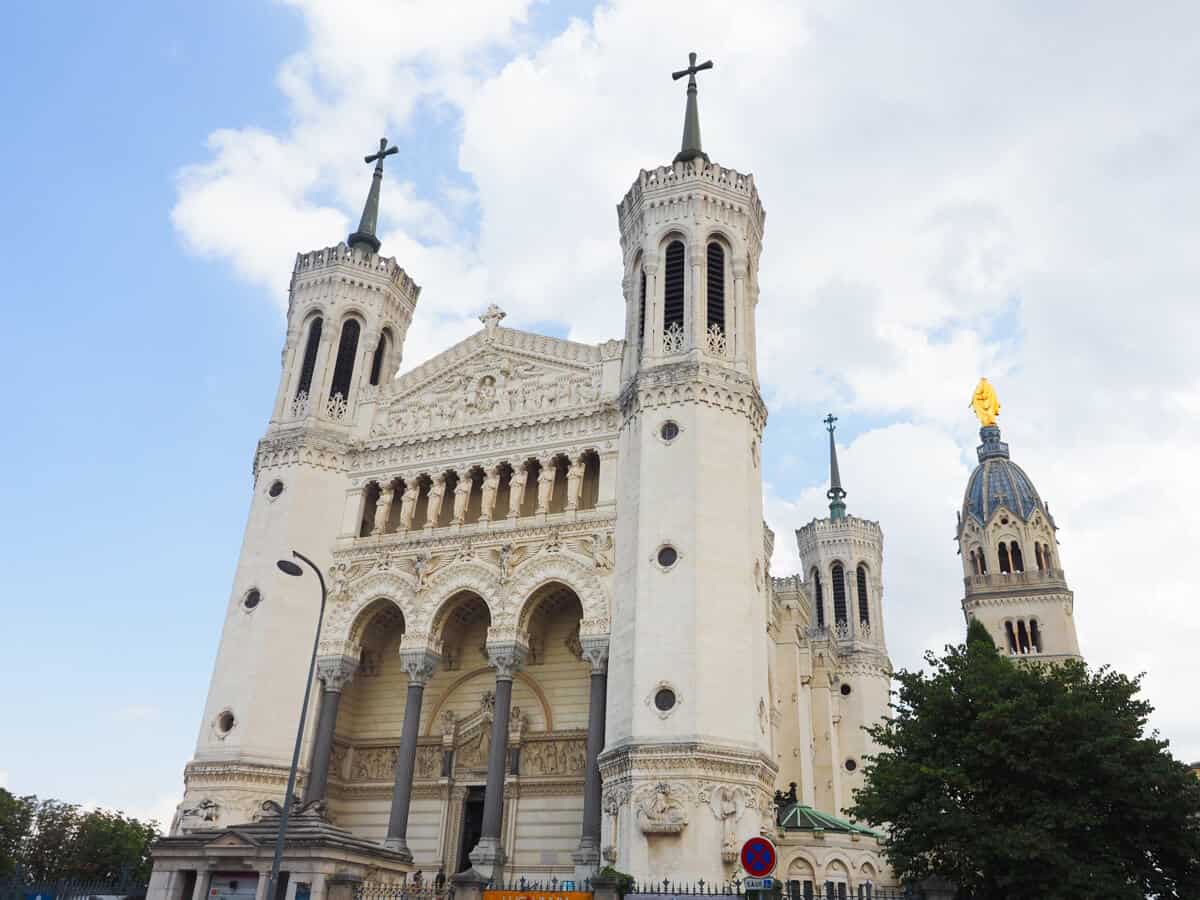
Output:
[
  {"xmin": 68, "ymin": 808, "xmax": 160, "ymax": 882},
  {"xmin": 850, "ymin": 619, "xmax": 1200, "ymax": 899},
  {"xmin": 23, "ymin": 799, "xmax": 80, "ymax": 882},
  {"xmin": 0, "ymin": 790, "xmax": 37, "ymax": 877}
]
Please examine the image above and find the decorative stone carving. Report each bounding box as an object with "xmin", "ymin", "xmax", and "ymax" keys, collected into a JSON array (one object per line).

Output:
[
  {"xmin": 349, "ymin": 746, "xmax": 400, "ymax": 782},
  {"xmin": 635, "ymin": 783, "xmax": 689, "ymax": 834},
  {"xmin": 415, "ymin": 745, "xmax": 441, "ymax": 780},
  {"xmin": 564, "ymin": 623, "xmax": 584, "ymax": 660},
  {"xmin": 580, "ymin": 635, "xmax": 609, "ymax": 673},
  {"xmin": 399, "ymin": 648, "xmax": 439, "ymax": 685},
  {"xmin": 486, "ymin": 642, "xmax": 528, "ymax": 680},
  {"xmin": 521, "ymin": 738, "xmax": 586, "ymax": 776},
  {"xmin": 709, "ymin": 785, "xmax": 748, "ymax": 863},
  {"xmin": 316, "ymin": 655, "xmax": 358, "ymax": 692}
]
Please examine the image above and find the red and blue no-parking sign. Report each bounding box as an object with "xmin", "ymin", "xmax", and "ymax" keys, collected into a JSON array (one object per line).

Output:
[{"xmin": 740, "ymin": 836, "xmax": 777, "ymax": 877}]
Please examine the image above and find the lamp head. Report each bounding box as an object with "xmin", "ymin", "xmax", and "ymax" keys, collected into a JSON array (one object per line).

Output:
[{"xmin": 277, "ymin": 559, "xmax": 304, "ymax": 577}]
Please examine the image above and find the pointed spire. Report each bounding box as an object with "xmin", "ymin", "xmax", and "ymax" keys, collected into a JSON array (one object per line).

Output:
[
  {"xmin": 825, "ymin": 413, "xmax": 847, "ymax": 520},
  {"xmin": 348, "ymin": 137, "xmax": 399, "ymax": 254},
  {"xmin": 671, "ymin": 52, "xmax": 713, "ymax": 164}
]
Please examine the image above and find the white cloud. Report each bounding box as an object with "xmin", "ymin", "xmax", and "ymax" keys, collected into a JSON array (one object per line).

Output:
[{"xmin": 172, "ymin": 0, "xmax": 1200, "ymax": 760}]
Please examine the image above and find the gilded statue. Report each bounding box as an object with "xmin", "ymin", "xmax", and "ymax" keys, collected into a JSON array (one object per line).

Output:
[{"xmin": 970, "ymin": 377, "xmax": 1001, "ymax": 427}]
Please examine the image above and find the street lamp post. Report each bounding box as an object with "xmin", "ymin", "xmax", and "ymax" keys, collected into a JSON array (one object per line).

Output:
[{"xmin": 266, "ymin": 550, "xmax": 328, "ymax": 900}]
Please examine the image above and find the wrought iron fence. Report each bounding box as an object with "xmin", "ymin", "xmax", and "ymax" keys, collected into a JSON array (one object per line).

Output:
[
  {"xmin": 356, "ymin": 883, "xmax": 451, "ymax": 900},
  {"xmin": 0, "ymin": 876, "xmax": 148, "ymax": 900},
  {"xmin": 484, "ymin": 876, "xmax": 591, "ymax": 892}
]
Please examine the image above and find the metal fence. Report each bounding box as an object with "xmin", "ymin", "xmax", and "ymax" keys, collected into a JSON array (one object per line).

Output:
[
  {"xmin": 0, "ymin": 876, "xmax": 148, "ymax": 900},
  {"xmin": 356, "ymin": 883, "xmax": 452, "ymax": 900}
]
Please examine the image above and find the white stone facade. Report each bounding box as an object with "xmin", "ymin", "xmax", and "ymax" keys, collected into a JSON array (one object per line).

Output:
[{"xmin": 167, "ymin": 133, "xmax": 896, "ymax": 893}]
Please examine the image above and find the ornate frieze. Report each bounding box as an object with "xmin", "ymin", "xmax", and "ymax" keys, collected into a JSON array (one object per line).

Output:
[{"xmin": 618, "ymin": 360, "xmax": 767, "ymax": 434}]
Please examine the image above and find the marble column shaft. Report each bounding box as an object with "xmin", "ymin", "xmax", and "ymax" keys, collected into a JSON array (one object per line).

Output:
[
  {"xmin": 304, "ymin": 657, "xmax": 356, "ymax": 804},
  {"xmin": 385, "ymin": 651, "xmax": 438, "ymax": 859},
  {"xmin": 576, "ymin": 639, "xmax": 608, "ymax": 864}
]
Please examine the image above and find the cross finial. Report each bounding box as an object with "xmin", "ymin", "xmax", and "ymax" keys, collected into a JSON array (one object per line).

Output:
[
  {"xmin": 348, "ymin": 136, "xmax": 399, "ymax": 254},
  {"xmin": 824, "ymin": 413, "xmax": 838, "ymax": 435},
  {"xmin": 671, "ymin": 51, "xmax": 713, "ymax": 164},
  {"xmin": 365, "ymin": 136, "xmax": 399, "ymax": 172},
  {"xmin": 825, "ymin": 413, "xmax": 847, "ymax": 519}
]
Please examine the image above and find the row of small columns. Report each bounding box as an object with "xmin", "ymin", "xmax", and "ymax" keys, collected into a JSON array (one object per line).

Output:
[
  {"xmin": 302, "ymin": 638, "xmax": 610, "ymax": 877},
  {"xmin": 359, "ymin": 451, "xmax": 601, "ymax": 538}
]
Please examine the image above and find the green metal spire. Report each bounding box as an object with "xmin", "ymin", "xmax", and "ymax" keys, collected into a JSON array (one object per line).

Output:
[
  {"xmin": 671, "ymin": 52, "xmax": 713, "ymax": 164},
  {"xmin": 348, "ymin": 137, "xmax": 398, "ymax": 254},
  {"xmin": 825, "ymin": 413, "xmax": 847, "ymax": 520}
]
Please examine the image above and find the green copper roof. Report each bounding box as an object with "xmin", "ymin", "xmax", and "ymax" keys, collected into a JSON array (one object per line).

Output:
[{"xmin": 778, "ymin": 803, "xmax": 880, "ymax": 837}]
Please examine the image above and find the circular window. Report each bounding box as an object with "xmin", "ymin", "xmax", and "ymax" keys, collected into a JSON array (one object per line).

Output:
[
  {"xmin": 216, "ymin": 711, "xmax": 236, "ymax": 734},
  {"xmin": 840, "ymin": 683, "xmax": 852, "ymax": 696},
  {"xmin": 268, "ymin": 480, "xmax": 284, "ymax": 498},
  {"xmin": 242, "ymin": 589, "xmax": 261, "ymax": 611},
  {"xmin": 654, "ymin": 688, "xmax": 677, "ymax": 712},
  {"xmin": 657, "ymin": 546, "xmax": 678, "ymax": 568},
  {"xmin": 660, "ymin": 420, "xmax": 680, "ymax": 442},
  {"xmin": 844, "ymin": 758, "xmax": 857, "ymax": 772}
]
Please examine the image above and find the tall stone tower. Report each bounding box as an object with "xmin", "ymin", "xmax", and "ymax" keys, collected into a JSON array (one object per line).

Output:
[
  {"xmin": 177, "ymin": 140, "xmax": 420, "ymax": 829},
  {"xmin": 601, "ymin": 53, "xmax": 776, "ymax": 881},
  {"xmin": 957, "ymin": 379, "xmax": 1081, "ymax": 662},
  {"xmin": 794, "ymin": 416, "xmax": 891, "ymax": 818}
]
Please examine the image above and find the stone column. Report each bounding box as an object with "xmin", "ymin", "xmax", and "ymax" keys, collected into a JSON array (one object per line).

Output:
[
  {"xmin": 191, "ymin": 868, "xmax": 213, "ymax": 900},
  {"xmin": 573, "ymin": 637, "xmax": 609, "ymax": 879},
  {"xmin": 469, "ymin": 643, "xmax": 527, "ymax": 880},
  {"xmin": 732, "ymin": 257, "xmax": 747, "ymax": 363},
  {"xmin": 480, "ymin": 465, "xmax": 501, "ymax": 523},
  {"xmin": 373, "ymin": 483, "xmax": 395, "ymax": 536},
  {"xmin": 642, "ymin": 258, "xmax": 660, "ymax": 358},
  {"xmin": 535, "ymin": 457, "xmax": 556, "ymax": 515},
  {"xmin": 304, "ymin": 656, "xmax": 357, "ymax": 805},
  {"xmin": 384, "ymin": 649, "xmax": 439, "ymax": 860},
  {"xmin": 690, "ymin": 239, "xmax": 706, "ymax": 351}
]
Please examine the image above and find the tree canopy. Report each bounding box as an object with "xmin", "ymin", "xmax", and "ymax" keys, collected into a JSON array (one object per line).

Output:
[
  {"xmin": 850, "ymin": 619, "xmax": 1200, "ymax": 899},
  {"xmin": 0, "ymin": 791, "xmax": 160, "ymax": 883}
]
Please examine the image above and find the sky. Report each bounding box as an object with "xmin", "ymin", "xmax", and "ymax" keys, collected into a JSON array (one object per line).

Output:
[{"xmin": 2, "ymin": 1, "xmax": 1198, "ymax": 828}]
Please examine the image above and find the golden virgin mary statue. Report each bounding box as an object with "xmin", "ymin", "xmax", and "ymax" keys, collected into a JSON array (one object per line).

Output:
[{"xmin": 970, "ymin": 377, "xmax": 1001, "ymax": 427}]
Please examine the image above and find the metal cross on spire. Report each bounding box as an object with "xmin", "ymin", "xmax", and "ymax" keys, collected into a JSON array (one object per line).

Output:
[
  {"xmin": 824, "ymin": 413, "xmax": 847, "ymax": 520},
  {"xmin": 671, "ymin": 51, "xmax": 713, "ymax": 164},
  {"xmin": 348, "ymin": 137, "xmax": 399, "ymax": 254}
]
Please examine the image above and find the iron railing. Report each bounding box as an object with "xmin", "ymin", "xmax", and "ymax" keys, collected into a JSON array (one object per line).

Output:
[
  {"xmin": 0, "ymin": 875, "xmax": 148, "ymax": 900},
  {"xmin": 356, "ymin": 884, "xmax": 451, "ymax": 900}
]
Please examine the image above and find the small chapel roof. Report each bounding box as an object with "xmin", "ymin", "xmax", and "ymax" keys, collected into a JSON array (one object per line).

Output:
[{"xmin": 777, "ymin": 803, "xmax": 881, "ymax": 837}]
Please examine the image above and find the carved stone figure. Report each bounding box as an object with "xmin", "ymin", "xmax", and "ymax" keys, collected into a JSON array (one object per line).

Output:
[
  {"xmin": 480, "ymin": 466, "xmax": 501, "ymax": 521},
  {"xmin": 399, "ymin": 480, "xmax": 419, "ymax": 530},
  {"xmin": 452, "ymin": 474, "xmax": 471, "ymax": 524},
  {"xmin": 637, "ymin": 783, "xmax": 688, "ymax": 834}
]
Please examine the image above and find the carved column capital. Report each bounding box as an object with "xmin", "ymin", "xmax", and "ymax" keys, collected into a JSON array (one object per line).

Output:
[
  {"xmin": 399, "ymin": 648, "xmax": 440, "ymax": 686},
  {"xmin": 732, "ymin": 257, "xmax": 749, "ymax": 278},
  {"xmin": 486, "ymin": 642, "xmax": 528, "ymax": 681},
  {"xmin": 316, "ymin": 655, "xmax": 358, "ymax": 693},
  {"xmin": 580, "ymin": 636, "xmax": 610, "ymax": 674}
]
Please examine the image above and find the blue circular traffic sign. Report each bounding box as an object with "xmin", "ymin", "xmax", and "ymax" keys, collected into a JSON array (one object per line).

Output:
[{"xmin": 740, "ymin": 836, "xmax": 777, "ymax": 877}]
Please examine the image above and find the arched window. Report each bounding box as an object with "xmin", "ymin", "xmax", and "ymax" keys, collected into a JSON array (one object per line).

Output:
[
  {"xmin": 706, "ymin": 242, "xmax": 725, "ymax": 332},
  {"xmin": 1017, "ymin": 620, "xmax": 1030, "ymax": 654},
  {"xmin": 1004, "ymin": 620, "xmax": 1018, "ymax": 654},
  {"xmin": 296, "ymin": 316, "xmax": 323, "ymax": 397},
  {"xmin": 329, "ymin": 319, "xmax": 361, "ymax": 400},
  {"xmin": 812, "ymin": 569, "xmax": 825, "ymax": 630},
  {"xmin": 998, "ymin": 542, "xmax": 1012, "ymax": 574},
  {"xmin": 832, "ymin": 563, "xmax": 848, "ymax": 626},
  {"xmin": 856, "ymin": 564, "xmax": 870, "ymax": 625},
  {"xmin": 368, "ymin": 328, "xmax": 391, "ymax": 386},
  {"xmin": 1030, "ymin": 619, "xmax": 1042, "ymax": 653},
  {"xmin": 1010, "ymin": 541, "xmax": 1024, "ymax": 573},
  {"xmin": 1034, "ymin": 543, "xmax": 1045, "ymax": 571},
  {"xmin": 663, "ymin": 240, "xmax": 686, "ymax": 339},
  {"xmin": 1042, "ymin": 543, "xmax": 1053, "ymax": 569},
  {"xmin": 638, "ymin": 267, "xmax": 647, "ymax": 346}
]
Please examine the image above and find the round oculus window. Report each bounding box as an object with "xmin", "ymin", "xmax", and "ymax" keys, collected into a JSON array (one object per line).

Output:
[
  {"xmin": 840, "ymin": 683, "xmax": 852, "ymax": 696},
  {"xmin": 657, "ymin": 546, "xmax": 678, "ymax": 568},
  {"xmin": 217, "ymin": 711, "xmax": 236, "ymax": 734},
  {"xmin": 268, "ymin": 480, "xmax": 285, "ymax": 498},
  {"xmin": 243, "ymin": 589, "xmax": 261, "ymax": 611},
  {"xmin": 660, "ymin": 420, "xmax": 680, "ymax": 441},
  {"xmin": 844, "ymin": 758, "xmax": 857, "ymax": 772},
  {"xmin": 654, "ymin": 688, "xmax": 677, "ymax": 712}
]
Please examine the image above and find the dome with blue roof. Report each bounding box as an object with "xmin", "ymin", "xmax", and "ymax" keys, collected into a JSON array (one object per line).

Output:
[{"xmin": 962, "ymin": 425, "xmax": 1053, "ymax": 527}]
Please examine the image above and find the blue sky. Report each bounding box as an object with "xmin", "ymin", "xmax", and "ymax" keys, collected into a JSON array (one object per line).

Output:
[{"xmin": 3, "ymin": 1, "xmax": 1199, "ymax": 825}]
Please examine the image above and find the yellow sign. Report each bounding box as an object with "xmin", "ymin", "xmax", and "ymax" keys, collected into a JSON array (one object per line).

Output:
[
  {"xmin": 484, "ymin": 892, "xmax": 591, "ymax": 900},
  {"xmin": 970, "ymin": 377, "xmax": 1001, "ymax": 427}
]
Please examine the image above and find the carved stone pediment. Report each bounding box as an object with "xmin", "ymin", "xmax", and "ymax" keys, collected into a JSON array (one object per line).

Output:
[{"xmin": 371, "ymin": 342, "xmax": 603, "ymax": 438}]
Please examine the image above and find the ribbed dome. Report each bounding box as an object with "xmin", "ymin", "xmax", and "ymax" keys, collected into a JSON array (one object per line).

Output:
[{"xmin": 962, "ymin": 425, "xmax": 1051, "ymax": 526}]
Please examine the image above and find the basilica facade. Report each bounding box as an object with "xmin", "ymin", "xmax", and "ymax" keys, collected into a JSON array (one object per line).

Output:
[{"xmin": 148, "ymin": 65, "xmax": 1094, "ymax": 900}]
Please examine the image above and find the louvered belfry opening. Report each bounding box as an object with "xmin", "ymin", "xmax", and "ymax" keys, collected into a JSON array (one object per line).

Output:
[
  {"xmin": 813, "ymin": 570, "xmax": 825, "ymax": 630},
  {"xmin": 706, "ymin": 242, "xmax": 725, "ymax": 331},
  {"xmin": 368, "ymin": 329, "xmax": 390, "ymax": 386},
  {"xmin": 856, "ymin": 565, "xmax": 870, "ymax": 625},
  {"xmin": 296, "ymin": 316, "xmax": 323, "ymax": 397},
  {"xmin": 663, "ymin": 240, "xmax": 686, "ymax": 334},
  {"xmin": 832, "ymin": 563, "xmax": 848, "ymax": 626},
  {"xmin": 638, "ymin": 268, "xmax": 647, "ymax": 345},
  {"xmin": 329, "ymin": 318, "xmax": 361, "ymax": 400}
]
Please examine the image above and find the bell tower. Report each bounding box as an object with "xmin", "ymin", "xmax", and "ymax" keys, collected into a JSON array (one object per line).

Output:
[
  {"xmin": 957, "ymin": 379, "xmax": 1082, "ymax": 663},
  {"xmin": 603, "ymin": 53, "xmax": 775, "ymax": 882},
  {"xmin": 178, "ymin": 140, "xmax": 420, "ymax": 831}
]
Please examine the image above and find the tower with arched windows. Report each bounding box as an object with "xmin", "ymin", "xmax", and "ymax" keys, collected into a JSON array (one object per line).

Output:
[
  {"xmin": 604, "ymin": 54, "xmax": 774, "ymax": 881},
  {"xmin": 957, "ymin": 405, "xmax": 1082, "ymax": 663},
  {"xmin": 786, "ymin": 417, "xmax": 891, "ymax": 821}
]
